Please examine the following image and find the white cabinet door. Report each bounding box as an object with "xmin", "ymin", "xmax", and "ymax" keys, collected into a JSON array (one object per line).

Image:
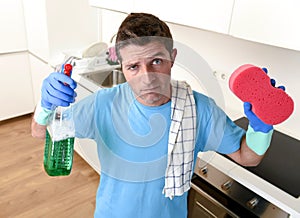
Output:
[
  {"xmin": 100, "ymin": 10, "xmax": 128, "ymax": 43},
  {"xmin": 230, "ymin": 0, "xmax": 300, "ymax": 51},
  {"xmin": 28, "ymin": 54, "xmax": 53, "ymax": 105},
  {"xmin": 89, "ymin": 0, "xmax": 133, "ymax": 14},
  {"xmin": 22, "ymin": 0, "xmax": 49, "ymax": 61},
  {"xmin": 0, "ymin": 53, "xmax": 35, "ymax": 121},
  {"xmin": 23, "ymin": 0, "xmax": 99, "ymax": 64},
  {"xmin": 0, "ymin": 0, "xmax": 27, "ymax": 53},
  {"xmin": 74, "ymin": 84, "xmax": 100, "ymax": 174},
  {"xmin": 134, "ymin": 0, "xmax": 234, "ymax": 34}
]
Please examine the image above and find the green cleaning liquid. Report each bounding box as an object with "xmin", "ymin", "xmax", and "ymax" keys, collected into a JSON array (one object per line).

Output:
[{"xmin": 44, "ymin": 129, "xmax": 75, "ymax": 176}]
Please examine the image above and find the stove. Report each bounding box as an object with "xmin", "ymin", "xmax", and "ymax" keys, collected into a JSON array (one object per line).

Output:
[
  {"xmin": 235, "ymin": 117, "xmax": 300, "ymax": 199},
  {"xmin": 188, "ymin": 117, "xmax": 299, "ymax": 218}
]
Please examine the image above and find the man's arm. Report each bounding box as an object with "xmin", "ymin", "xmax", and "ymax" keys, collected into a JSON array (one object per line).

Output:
[
  {"xmin": 226, "ymin": 102, "xmax": 274, "ymax": 167},
  {"xmin": 226, "ymin": 135, "xmax": 264, "ymax": 167},
  {"xmin": 31, "ymin": 116, "xmax": 47, "ymax": 139}
]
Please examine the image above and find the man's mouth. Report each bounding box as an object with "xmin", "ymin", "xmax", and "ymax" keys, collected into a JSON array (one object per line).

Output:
[{"xmin": 141, "ymin": 86, "xmax": 160, "ymax": 93}]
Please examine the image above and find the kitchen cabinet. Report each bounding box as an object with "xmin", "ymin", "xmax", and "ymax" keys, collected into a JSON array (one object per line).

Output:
[
  {"xmin": 0, "ymin": 52, "xmax": 35, "ymax": 121},
  {"xmin": 230, "ymin": 0, "xmax": 300, "ymax": 51},
  {"xmin": 100, "ymin": 9, "xmax": 128, "ymax": 43},
  {"xmin": 0, "ymin": 0, "xmax": 27, "ymax": 53},
  {"xmin": 22, "ymin": 0, "xmax": 99, "ymax": 64},
  {"xmin": 28, "ymin": 54, "xmax": 53, "ymax": 105},
  {"xmin": 75, "ymin": 138, "xmax": 101, "ymax": 174},
  {"xmin": 91, "ymin": 0, "xmax": 300, "ymax": 51},
  {"xmin": 134, "ymin": 0, "xmax": 234, "ymax": 34},
  {"xmin": 89, "ymin": 0, "xmax": 134, "ymax": 14},
  {"xmin": 90, "ymin": 0, "xmax": 234, "ymax": 35},
  {"xmin": 74, "ymin": 84, "xmax": 101, "ymax": 174}
]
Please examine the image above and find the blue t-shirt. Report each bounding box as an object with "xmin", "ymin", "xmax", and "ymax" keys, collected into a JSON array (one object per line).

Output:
[{"xmin": 73, "ymin": 82, "xmax": 245, "ymax": 218}]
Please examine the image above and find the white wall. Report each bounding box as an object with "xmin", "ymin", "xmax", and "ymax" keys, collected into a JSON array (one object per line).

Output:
[{"xmin": 99, "ymin": 9, "xmax": 299, "ymax": 140}]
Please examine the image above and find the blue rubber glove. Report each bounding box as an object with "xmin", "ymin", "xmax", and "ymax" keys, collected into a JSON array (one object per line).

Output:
[
  {"xmin": 41, "ymin": 72, "xmax": 77, "ymax": 110},
  {"xmin": 244, "ymin": 102, "xmax": 273, "ymax": 155},
  {"xmin": 263, "ymin": 67, "xmax": 286, "ymax": 91},
  {"xmin": 243, "ymin": 102, "xmax": 273, "ymax": 133},
  {"xmin": 34, "ymin": 65, "xmax": 77, "ymax": 125}
]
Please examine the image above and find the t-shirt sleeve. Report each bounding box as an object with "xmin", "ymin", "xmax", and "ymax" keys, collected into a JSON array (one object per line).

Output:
[
  {"xmin": 212, "ymin": 116, "xmax": 245, "ymax": 154},
  {"xmin": 194, "ymin": 92, "xmax": 245, "ymax": 154}
]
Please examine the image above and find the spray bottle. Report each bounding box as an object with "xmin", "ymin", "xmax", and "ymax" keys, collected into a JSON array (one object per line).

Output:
[{"xmin": 43, "ymin": 64, "xmax": 75, "ymax": 176}]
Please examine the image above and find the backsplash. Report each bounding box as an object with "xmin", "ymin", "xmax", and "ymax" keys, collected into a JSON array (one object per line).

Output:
[{"xmin": 99, "ymin": 9, "xmax": 299, "ymax": 140}]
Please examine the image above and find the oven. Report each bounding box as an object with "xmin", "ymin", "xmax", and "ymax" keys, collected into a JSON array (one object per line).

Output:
[
  {"xmin": 188, "ymin": 117, "xmax": 300, "ymax": 218},
  {"xmin": 188, "ymin": 160, "xmax": 289, "ymax": 218}
]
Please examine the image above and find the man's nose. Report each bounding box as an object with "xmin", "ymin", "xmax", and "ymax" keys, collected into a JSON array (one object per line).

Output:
[{"xmin": 140, "ymin": 65, "xmax": 156, "ymax": 84}]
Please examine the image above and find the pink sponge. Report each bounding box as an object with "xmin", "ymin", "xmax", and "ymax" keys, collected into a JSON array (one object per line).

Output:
[{"xmin": 229, "ymin": 64, "xmax": 294, "ymax": 125}]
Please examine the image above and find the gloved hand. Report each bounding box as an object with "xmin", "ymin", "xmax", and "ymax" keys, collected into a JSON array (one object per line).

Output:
[
  {"xmin": 244, "ymin": 67, "xmax": 286, "ymax": 155},
  {"xmin": 41, "ymin": 71, "xmax": 77, "ymax": 110},
  {"xmin": 243, "ymin": 102, "xmax": 273, "ymax": 133},
  {"xmin": 34, "ymin": 67, "xmax": 77, "ymax": 125}
]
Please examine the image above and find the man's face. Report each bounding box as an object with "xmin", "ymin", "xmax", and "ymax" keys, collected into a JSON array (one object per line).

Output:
[{"xmin": 120, "ymin": 41, "xmax": 177, "ymax": 106}]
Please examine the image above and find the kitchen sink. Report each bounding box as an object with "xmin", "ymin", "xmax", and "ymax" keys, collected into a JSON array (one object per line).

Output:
[{"xmin": 81, "ymin": 68, "xmax": 126, "ymax": 88}]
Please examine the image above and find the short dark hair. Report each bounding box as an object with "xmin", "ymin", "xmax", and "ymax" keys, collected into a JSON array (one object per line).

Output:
[{"xmin": 115, "ymin": 13, "xmax": 173, "ymax": 62}]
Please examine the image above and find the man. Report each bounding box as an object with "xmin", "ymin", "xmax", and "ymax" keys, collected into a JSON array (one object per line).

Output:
[{"xmin": 32, "ymin": 13, "xmax": 276, "ymax": 218}]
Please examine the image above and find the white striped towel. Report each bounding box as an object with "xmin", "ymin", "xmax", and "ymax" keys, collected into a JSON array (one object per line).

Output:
[{"xmin": 162, "ymin": 80, "xmax": 197, "ymax": 199}]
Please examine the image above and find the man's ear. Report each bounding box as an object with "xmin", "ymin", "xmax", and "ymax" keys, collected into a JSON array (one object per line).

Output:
[{"xmin": 171, "ymin": 48, "xmax": 177, "ymax": 67}]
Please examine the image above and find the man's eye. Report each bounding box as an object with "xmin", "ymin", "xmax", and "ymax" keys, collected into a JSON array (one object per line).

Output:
[
  {"xmin": 152, "ymin": 59, "xmax": 162, "ymax": 65},
  {"xmin": 128, "ymin": 65, "xmax": 137, "ymax": 70}
]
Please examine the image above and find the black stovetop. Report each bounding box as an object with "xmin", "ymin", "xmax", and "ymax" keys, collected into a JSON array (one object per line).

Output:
[{"xmin": 234, "ymin": 117, "xmax": 300, "ymax": 198}]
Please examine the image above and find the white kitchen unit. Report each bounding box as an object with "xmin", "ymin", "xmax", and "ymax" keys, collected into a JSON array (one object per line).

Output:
[
  {"xmin": 0, "ymin": 52, "xmax": 35, "ymax": 121},
  {"xmin": 0, "ymin": 0, "xmax": 27, "ymax": 53},
  {"xmin": 28, "ymin": 54, "xmax": 53, "ymax": 104},
  {"xmin": 230, "ymin": 0, "xmax": 300, "ymax": 51},
  {"xmin": 90, "ymin": 0, "xmax": 234, "ymax": 35},
  {"xmin": 22, "ymin": 0, "xmax": 100, "ymax": 106},
  {"xmin": 100, "ymin": 10, "xmax": 128, "ymax": 43},
  {"xmin": 90, "ymin": 0, "xmax": 300, "ymax": 52},
  {"xmin": 22, "ymin": 0, "xmax": 99, "ymax": 64},
  {"xmin": 134, "ymin": 0, "xmax": 234, "ymax": 35},
  {"xmin": 75, "ymin": 137, "xmax": 101, "ymax": 174},
  {"xmin": 89, "ymin": 0, "xmax": 134, "ymax": 14},
  {"xmin": 74, "ymin": 82, "xmax": 101, "ymax": 174}
]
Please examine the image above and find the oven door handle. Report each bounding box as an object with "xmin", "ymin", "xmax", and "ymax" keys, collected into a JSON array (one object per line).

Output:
[{"xmin": 190, "ymin": 183, "xmax": 239, "ymax": 218}]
